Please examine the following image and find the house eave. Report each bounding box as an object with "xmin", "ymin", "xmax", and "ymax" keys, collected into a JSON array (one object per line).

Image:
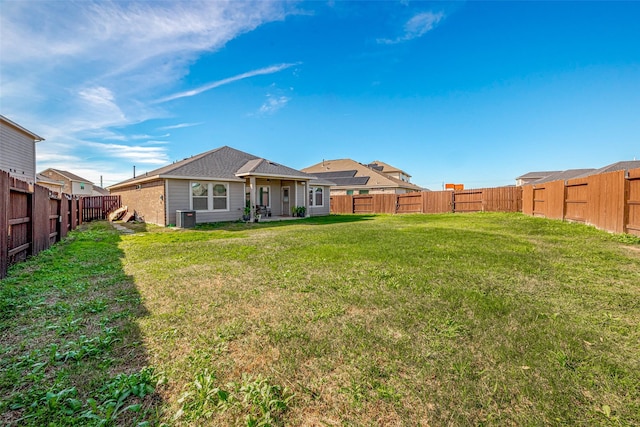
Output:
[
  {"xmin": 0, "ymin": 115, "xmax": 45, "ymax": 141},
  {"xmin": 235, "ymin": 172, "xmax": 311, "ymax": 180},
  {"xmin": 160, "ymin": 174, "xmax": 245, "ymax": 183}
]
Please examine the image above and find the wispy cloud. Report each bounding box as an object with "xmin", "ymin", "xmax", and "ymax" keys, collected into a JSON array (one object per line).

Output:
[
  {"xmin": 155, "ymin": 63, "xmax": 301, "ymax": 104},
  {"xmin": 157, "ymin": 122, "xmax": 203, "ymax": 131},
  {"xmin": 378, "ymin": 11, "xmax": 445, "ymax": 44},
  {"xmin": 258, "ymin": 94, "xmax": 292, "ymax": 115},
  {"xmin": 1, "ymin": 1, "xmax": 298, "ymax": 185}
]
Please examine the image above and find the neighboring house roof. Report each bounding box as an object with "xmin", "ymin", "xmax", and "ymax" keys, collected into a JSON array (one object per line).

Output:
[
  {"xmin": 531, "ymin": 169, "xmax": 596, "ymax": 184},
  {"xmin": 41, "ymin": 168, "xmax": 94, "ymax": 184},
  {"xmin": 91, "ymin": 186, "xmax": 110, "ymax": 196},
  {"xmin": 579, "ymin": 160, "xmax": 640, "ymax": 177},
  {"xmin": 0, "ymin": 114, "xmax": 45, "ymax": 141},
  {"xmin": 311, "ymin": 170, "xmax": 370, "ymax": 186},
  {"xmin": 368, "ymin": 160, "xmax": 411, "ymax": 178},
  {"xmin": 36, "ymin": 173, "xmax": 64, "ymax": 186},
  {"xmin": 301, "ymin": 158, "xmax": 423, "ymax": 191},
  {"xmin": 516, "ymin": 171, "xmax": 560, "ymax": 180},
  {"xmin": 108, "ymin": 146, "xmax": 315, "ymax": 190}
]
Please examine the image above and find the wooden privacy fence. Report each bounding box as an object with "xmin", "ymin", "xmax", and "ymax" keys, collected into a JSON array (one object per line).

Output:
[
  {"xmin": 82, "ymin": 195, "xmax": 121, "ymax": 222},
  {"xmin": 1, "ymin": 170, "xmax": 121, "ymax": 279},
  {"xmin": 330, "ymin": 186, "xmax": 523, "ymax": 215},
  {"xmin": 522, "ymin": 168, "xmax": 640, "ymax": 236}
]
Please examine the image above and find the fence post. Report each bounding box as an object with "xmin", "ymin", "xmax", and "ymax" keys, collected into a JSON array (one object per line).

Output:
[{"xmin": 0, "ymin": 171, "xmax": 8, "ymax": 279}]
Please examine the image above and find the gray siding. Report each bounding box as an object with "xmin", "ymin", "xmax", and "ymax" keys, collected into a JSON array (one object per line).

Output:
[
  {"xmin": 167, "ymin": 179, "xmax": 245, "ymax": 225},
  {"xmin": 0, "ymin": 122, "xmax": 36, "ymax": 184},
  {"xmin": 309, "ymin": 185, "xmax": 331, "ymax": 216},
  {"xmin": 166, "ymin": 179, "xmax": 189, "ymax": 225}
]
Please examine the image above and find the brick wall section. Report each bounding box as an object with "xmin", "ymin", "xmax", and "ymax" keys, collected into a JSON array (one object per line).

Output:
[{"xmin": 111, "ymin": 179, "xmax": 166, "ymax": 226}]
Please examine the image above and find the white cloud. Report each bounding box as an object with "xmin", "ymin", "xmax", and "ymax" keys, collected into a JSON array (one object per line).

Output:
[
  {"xmin": 378, "ymin": 11, "xmax": 444, "ymax": 44},
  {"xmin": 258, "ymin": 94, "xmax": 291, "ymax": 115},
  {"xmin": 1, "ymin": 1, "xmax": 299, "ymax": 185},
  {"xmin": 82, "ymin": 141, "xmax": 170, "ymax": 165},
  {"xmin": 155, "ymin": 63, "xmax": 301, "ymax": 103}
]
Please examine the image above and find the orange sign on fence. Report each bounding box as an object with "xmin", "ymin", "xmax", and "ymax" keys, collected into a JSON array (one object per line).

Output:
[{"xmin": 445, "ymin": 183, "xmax": 464, "ymax": 190}]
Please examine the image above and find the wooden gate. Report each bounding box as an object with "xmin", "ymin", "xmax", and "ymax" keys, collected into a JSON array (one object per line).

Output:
[
  {"xmin": 353, "ymin": 195, "xmax": 373, "ymax": 213},
  {"xmin": 453, "ymin": 190, "xmax": 483, "ymax": 212}
]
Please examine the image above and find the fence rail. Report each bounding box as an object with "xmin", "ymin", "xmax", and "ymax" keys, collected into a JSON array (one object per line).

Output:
[
  {"xmin": 522, "ymin": 167, "xmax": 640, "ymax": 236},
  {"xmin": 330, "ymin": 186, "xmax": 523, "ymax": 215},
  {"xmin": 1, "ymin": 170, "xmax": 121, "ymax": 279}
]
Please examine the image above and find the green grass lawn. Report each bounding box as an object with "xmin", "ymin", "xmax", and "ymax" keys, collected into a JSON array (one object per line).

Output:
[{"xmin": 1, "ymin": 213, "xmax": 639, "ymax": 426}]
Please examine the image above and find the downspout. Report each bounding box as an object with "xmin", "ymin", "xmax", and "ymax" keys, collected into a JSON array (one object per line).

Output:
[{"xmin": 164, "ymin": 180, "xmax": 169, "ymax": 226}]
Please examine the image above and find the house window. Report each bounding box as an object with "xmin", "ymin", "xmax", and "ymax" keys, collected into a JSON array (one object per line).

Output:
[
  {"xmin": 346, "ymin": 190, "xmax": 354, "ymax": 195},
  {"xmin": 80, "ymin": 182, "xmax": 85, "ymax": 190},
  {"xmin": 191, "ymin": 181, "xmax": 228, "ymax": 211},
  {"xmin": 212, "ymin": 184, "xmax": 227, "ymax": 210},
  {"xmin": 258, "ymin": 186, "xmax": 270, "ymax": 207},
  {"xmin": 308, "ymin": 186, "xmax": 324, "ymax": 207},
  {"xmin": 359, "ymin": 190, "xmax": 369, "ymax": 195},
  {"xmin": 191, "ymin": 182, "xmax": 209, "ymax": 210}
]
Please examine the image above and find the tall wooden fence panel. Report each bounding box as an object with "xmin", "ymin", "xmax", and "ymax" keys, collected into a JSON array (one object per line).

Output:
[
  {"xmin": 627, "ymin": 169, "xmax": 640, "ymax": 236},
  {"xmin": 330, "ymin": 195, "xmax": 353, "ymax": 214},
  {"xmin": 81, "ymin": 195, "xmax": 121, "ymax": 222},
  {"xmin": 353, "ymin": 195, "xmax": 374, "ymax": 214},
  {"xmin": 330, "ymin": 187, "xmax": 522, "ymax": 215},
  {"xmin": 397, "ymin": 193, "xmax": 424, "ymax": 213},
  {"xmin": 8, "ymin": 178, "xmax": 32, "ymax": 265},
  {"xmin": 523, "ymin": 168, "xmax": 640, "ymax": 236},
  {"xmin": 423, "ymin": 191, "xmax": 453, "ymax": 213},
  {"xmin": 0, "ymin": 170, "xmax": 92, "ymax": 279},
  {"xmin": 453, "ymin": 190, "xmax": 483, "ymax": 213}
]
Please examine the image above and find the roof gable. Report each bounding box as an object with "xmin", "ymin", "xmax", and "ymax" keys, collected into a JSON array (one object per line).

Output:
[
  {"xmin": 41, "ymin": 168, "xmax": 93, "ymax": 184},
  {"xmin": 109, "ymin": 145, "xmax": 312, "ymax": 189}
]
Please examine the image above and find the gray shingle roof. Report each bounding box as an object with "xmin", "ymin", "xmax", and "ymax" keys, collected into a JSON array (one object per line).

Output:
[
  {"xmin": 109, "ymin": 146, "xmax": 313, "ymax": 189},
  {"xmin": 581, "ymin": 160, "xmax": 640, "ymax": 176},
  {"xmin": 531, "ymin": 169, "xmax": 596, "ymax": 184},
  {"xmin": 516, "ymin": 171, "xmax": 560, "ymax": 180},
  {"xmin": 235, "ymin": 158, "xmax": 313, "ymax": 179},
  {"xmin": 310, "ymin": 171, "xmax": 370, "ymax": 186}
]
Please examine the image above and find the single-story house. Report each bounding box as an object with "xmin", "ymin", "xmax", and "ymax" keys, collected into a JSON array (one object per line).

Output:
[
  {"xmin": 302, "ymin": 158, "xmax": 424, "ymax": 195},
  {"xmin": 108, "ymin": 145, "xmax": 333, "ymax": 226}
]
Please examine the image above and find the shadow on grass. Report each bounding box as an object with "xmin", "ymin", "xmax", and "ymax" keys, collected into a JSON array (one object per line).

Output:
[
  {"xmin": 0, "ymin": 222, "xmax": 162, "ymax": 426},
  {"xmin": 192, "ymin": 214, "xmax": 377, "ymax": 232}
]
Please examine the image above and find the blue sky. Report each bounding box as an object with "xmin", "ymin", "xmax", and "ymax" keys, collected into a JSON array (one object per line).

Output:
[{"xmin": 1, "ymin": 1, "xmax": 638, "ymax": 189}]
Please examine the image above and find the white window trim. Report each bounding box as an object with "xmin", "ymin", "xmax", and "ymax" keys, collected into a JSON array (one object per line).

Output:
[
  {"xmin": 308, "ymin": 186, "xmax": 324, "ymax": 207},
  {"xmin": 258, "ymin": 185, "xmax": 271, "ymax": 208},
  {"xmin": 190, "ymin": 181, "xmax": 230, "ymax": 212}
]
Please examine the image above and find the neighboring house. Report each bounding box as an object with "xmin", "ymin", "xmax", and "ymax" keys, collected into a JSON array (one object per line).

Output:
[
  {"xmin": 302, "ymin": 158, "xmax": 424, "ymax": 195},
  {"xmin": 579, "ymin": 160, "xmax": 640, "ymax": 176},
  {"xmin": 367, "ymin": 160, "xmax": 413, "ymax": 183},
  {"xmin": 515, "ymin": 171, "xmax": 560, "ymax": 186},
  {"xmin": 91, "ymin": 186, "xmax": 110, "ymax": 196},
  {"xmin": 528, "ymin": 169, "xmax": 596, "ymax": 185},
  {"xmin": 0, "ymin": 114, "xmax": 45, "ymax": 186},
  {"xmin": 107, "ymin": 146, "xmax": 332, "ymax": 226},
  {"xmin": 38, "ymin": 168, "xmax": 94, "ymax": 196},
  {"xmin": 35, "ymin": 173, "xmax": 64, "ymax": 195},
  {"xmin": 521, "ymin": 161, "xmax": 640, "ymax": 186}
]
